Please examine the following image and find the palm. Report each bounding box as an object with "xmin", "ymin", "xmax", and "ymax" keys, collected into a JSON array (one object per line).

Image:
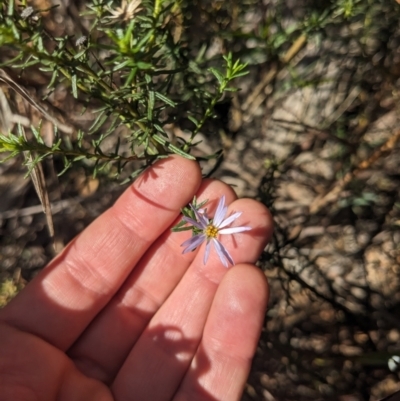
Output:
[{"xmin": 0, "ymin": 156, "xmax": 273, "ymax": 401}]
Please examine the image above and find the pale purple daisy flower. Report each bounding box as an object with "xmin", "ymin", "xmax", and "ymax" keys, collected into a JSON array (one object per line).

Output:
[{"xmin": 181, "ymin": 196, "xmax": 251, "ymax": 268}]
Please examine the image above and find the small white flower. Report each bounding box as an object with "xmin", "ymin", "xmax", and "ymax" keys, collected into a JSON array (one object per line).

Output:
[
  {"xmin": 107, "ymin": 0, "xmax": 142, "ymax": 22},
  {"xmin": 21, "ymin": 6, "xmax": 34, "ymax": 20},
  {"xmin": 75, "ymin": 36, "xmax": 88, "ymax": 47}
]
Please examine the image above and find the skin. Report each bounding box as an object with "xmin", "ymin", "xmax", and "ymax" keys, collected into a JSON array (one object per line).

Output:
[{"xmin": 0, "ymin": 155, "xmax": 273, "ymax": 401}]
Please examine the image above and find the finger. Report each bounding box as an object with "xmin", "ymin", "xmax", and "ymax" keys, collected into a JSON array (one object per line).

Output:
[
  {"xmin": 0, "ymin": 323, "xmax": 113, "ymax": 401},
  {"xmin": 112, "ymin": 199, "xmax": 273, "ymax": 400},
  {"xmin": 0, "ymin": 156, "xmax": 202, "ymax": 350},
  {"xmin": 174, "ymin": 264, "xmax": 269, "ymax": 401},
  {"xmin": 68, "ymin": 179, "xmax": 237, "ymax": 383}
]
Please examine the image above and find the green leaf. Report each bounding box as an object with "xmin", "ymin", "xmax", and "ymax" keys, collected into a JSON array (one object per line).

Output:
[
  {"xmin": 132, "ymin": 29, "xmax": 154, "ymax": 52},
  {"xmin": 171, "ymin": 226, "xmax": 193, "ymax": 233},
  {"xmin": 137, "ymin": 62, "xmax": 153, "ymax": 70},
  {"xmin": 148, "ymin": 91, "xmax": 155, "ymax": 120},
  {"xmin": 89, "ymin": 111, "xmax": 108, "ymax": 133},
  {"xmin": 123, "ymin": 92, "xmax": 143, "ymax": 101},
  {"xmin": 73, "ymin": 49, "xmax": 87, "ymax": 59},
  {"xmin": 154, "ymin": 92, "xmax": 177, "ymax": 107},
  {"xmin": 58, "ymin": 157, "xmax": 72, "ymax": 176},
  {"xmin": 154, "ymin": 124, "xmax": 167, "ymax": 135},
  {"xmin": 77, "ymin": 130, "xmax": 84, "ymax": 147},
  {"xmin": 223, "ymin": 87, "xmax": 239, "ymax": 92},
  {"xmin": 187, "ymin": 115, "xmax": 199, "ymax": 126},
  {"xmin": 231, "ymin": 70, "xmax": 249, "ymax": 79},
  {"xmin": 37, "ymin": 36, "xmax": 44, "ymax": 52},
  {"xmin": 122, "ymin": 68, "xmax": 137, "ymax": 88},
  {"xmin": 7, "ymin": 0, "xmax": 14, "ymax": 16},
  {"xmin": 153, "ymin": 134, "xmax": 196, "ymax": 160},
  {"xmin": 71, "ymin": 74, "xmax": 78, "ymax": 98},
  {"xmin": 47, "ymin": 69, "xmax": 59, "ymax": 89},
  {"xmin": 209, "ymin": 67, "xmax": 224, "ymax": 85},
  {"xmin": 31, "ymin": 124, "xmax": 45, "ymax": 145},
  {"xmin": 73, "ymin": 155, "xmax": 86, "ymax": 161},
  {"xmin": 112, "ymin": 59, "xmax": 132, "ymax": 72}
]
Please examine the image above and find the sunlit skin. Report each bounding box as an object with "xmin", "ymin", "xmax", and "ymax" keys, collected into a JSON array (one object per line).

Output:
[{"xmin": 0, "ymin": 156, "xmax": 273, "ymax": 401}]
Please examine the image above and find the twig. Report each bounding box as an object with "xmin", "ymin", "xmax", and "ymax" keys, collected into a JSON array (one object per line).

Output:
[
  {"xmin": 0, "ymin": 69, "xmax": 74, "ymax": 134},
  {"xmin": 0, "ymin": 87, "xmax": 30, "ymax": 131},
  {"xmin": 0, "ymin": 197, "xmax": 83, "ymax": 220},
  {"xmin": 309, "ymin": 129, "xmax": 400, "ymax": 214},
  {"xmin": 22, "ymin": 149, "xmax": 54, "ymax": 239},
  {"xmin": 242, "ymin": 64, "xmax": 278, "ymax": 112},
  {"xmin": 321, "ymin": 86, "xmax": 361, "ymax": 128},
  {"xmin": 242, "ymin": 33, "xmax": 308, "ymax": 113}
]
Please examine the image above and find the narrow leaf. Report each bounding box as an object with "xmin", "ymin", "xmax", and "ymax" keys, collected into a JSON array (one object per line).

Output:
[
  {"xmin": 89, "ymin": 111, "xmax": 107, "ymax": 133},
  {"xmin": 209, "ymin": 67, "xmax": 224, "ymax": 85},
  {"xmin": 154, "ymin": 92, "xmax": 177, "ymax": 107},
  {"xmin": 187, "ymin": 115, "xmax": 199, "ymax": 126},
  {"xmin": 71, "ymin": 74, "xmax": 78, "ymax": 98}
]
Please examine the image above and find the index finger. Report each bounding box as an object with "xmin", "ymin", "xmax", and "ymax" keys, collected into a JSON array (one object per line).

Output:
[{"xmin": 0, "ymin": 156, "xmax": 202, "ymax": 350}]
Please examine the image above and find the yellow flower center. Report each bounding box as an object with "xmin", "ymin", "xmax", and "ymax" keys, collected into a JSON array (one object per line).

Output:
[{"xmin": 205, "ymin": 224, "xmax": 219, "ymax": 239}]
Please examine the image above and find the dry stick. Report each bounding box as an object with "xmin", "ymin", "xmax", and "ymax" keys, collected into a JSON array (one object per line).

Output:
[
  {"xmin": 242, "ymin": 33, "xmax": 308, "ymax": 113},
  {"xmin": 0, "ymin": 70, "xmax": 62, "ymax": 249},
  {"xmin": 0, "ymin": 69, "xmax": 74, "ymax": 134},
  {"xmin": 23, "ymin": 151, "xmax": 55, "ymax": 239},
  {"xmin": 0, "ymin": 197, "xmax": 83, "ymax": 220},
  {"xmin": 309, "ymin": 129, "xmax": 400, "ymax": 214},
  {"xmin": 242, "ymin": 64, "xmax": 278, "ymax": 112},
  {"xmin": 321, "ymin": 86, "xmax": 362, "ymax": 128},
  {"xmin": 0, "ymin": 87, "xmax": 30, "ymax": 131}
]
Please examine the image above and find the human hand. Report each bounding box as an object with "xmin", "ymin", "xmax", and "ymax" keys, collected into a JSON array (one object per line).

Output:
[{"xmin": 0, "ymin": 156, "xmax": 273, "ymax": 401}]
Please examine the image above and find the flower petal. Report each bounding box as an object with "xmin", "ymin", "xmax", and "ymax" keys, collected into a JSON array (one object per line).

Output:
[
  {"xmin": 204, "ymin": 241, "xmax": 211, "ymax": 265},
  {"xmin": 213, "ymin": 238, "xmax": 234, "ymax": 267},
  {"xmin": 213, "ymin": 195, "xmax": 228, "ymax": 227},
  {"xmin": 191, "ymin": 204, "xmax": 209, "ymax": 228},
  {"xmin": 219, "ymin": 226, "xmax": 252, "ymax": 235},
  {"xmin": 182, "ymin": 216, "xmax": 204, "ymax": 230},
  {"xmin": 218, "ymin": 211, "xmax": 242, "ymax": 229},
  {"xmin": 181, "ymin": 234, "xmax": 206, "ymax": 253}
]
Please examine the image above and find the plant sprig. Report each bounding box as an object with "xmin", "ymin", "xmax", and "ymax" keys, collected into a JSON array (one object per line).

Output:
[
  {"xmin": 0, "ymin": 0, "xmax": 248, "ymax": 179},
  {"xmin": 171, "ymin": 196, "xmax": 209, "ymax": 234}
]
